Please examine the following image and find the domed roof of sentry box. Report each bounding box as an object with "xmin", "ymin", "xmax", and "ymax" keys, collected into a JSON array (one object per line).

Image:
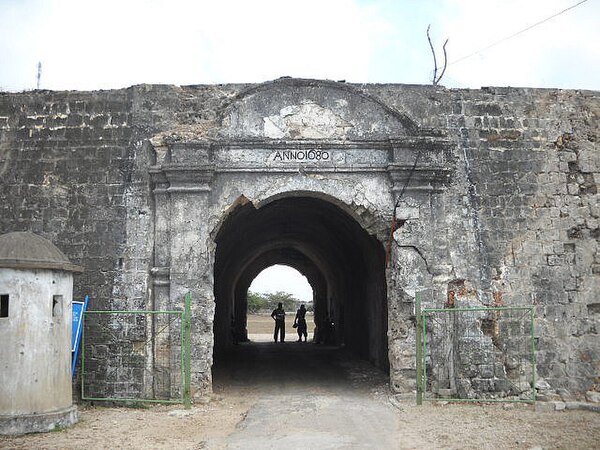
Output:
[{"xmin": 0, "ymin": 231, "xmax": 83, "ymax": 272}]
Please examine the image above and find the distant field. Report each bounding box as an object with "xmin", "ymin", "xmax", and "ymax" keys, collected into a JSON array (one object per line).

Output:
[{"xmin": 247, "ymin": 313, "xmax": 314, "ymax": 341}]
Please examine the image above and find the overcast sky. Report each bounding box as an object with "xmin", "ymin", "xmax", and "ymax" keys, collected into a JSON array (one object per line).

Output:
[
  {"xmin": 250, "ymin": 266, "xmax": 313, "ymax": 303},
  {"xmin": 1, "ymin": 0, "xmax": 597, "ymax": 301},
  {"xmin": 1, "ymin": 0, "xmax": 598, "ymax": 92}
]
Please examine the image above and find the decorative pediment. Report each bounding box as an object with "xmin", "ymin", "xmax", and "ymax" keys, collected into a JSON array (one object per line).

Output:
[
  {"xmin": 148, "ymin": 79, "xmax": 456, "ymax": 195},
  {"xmin": 262, "ymin": 100, "xmax": 353, "ymax": 139},
  {"xmin": 219, "ymin": 78, "xmax": 419, "ymax": 140}
]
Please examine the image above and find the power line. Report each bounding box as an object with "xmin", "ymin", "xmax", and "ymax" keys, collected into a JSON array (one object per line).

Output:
[{"xmin": 449, "ymin": 0, "xmax": 589, "ymax": 66}]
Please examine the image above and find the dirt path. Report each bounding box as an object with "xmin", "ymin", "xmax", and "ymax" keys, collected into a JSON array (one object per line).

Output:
[
  {"xmin": 2, "ymin": 341, "xmax": 599, "ymax": 449},
  {"xmin": 212, "ymin": 342, "xmax": 399, "ymax": 449}
]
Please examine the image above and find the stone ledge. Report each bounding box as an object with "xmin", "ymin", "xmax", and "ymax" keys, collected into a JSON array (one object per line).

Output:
[
  {"xmin": 0, "ymin": 406, "xmax": 78, "ymax": 436},
  {"xmin": 535, "ymin": 401, "xmax": 600, "ymax": 413}
]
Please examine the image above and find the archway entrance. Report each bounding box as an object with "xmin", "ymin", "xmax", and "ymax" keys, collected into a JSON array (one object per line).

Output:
[
  {"xmin": 145, "ymin": 78, "xmax": 453, "ymax": 397},
  {"xmin": 246, "ymin": 265, "xmax": 313, "ymax": 341},
  {"xmin": 212, "ymin": 194, "xmax": 388, "ymax": 372}
]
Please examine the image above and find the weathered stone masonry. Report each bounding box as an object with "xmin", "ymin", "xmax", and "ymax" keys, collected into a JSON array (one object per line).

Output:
[{"xmin": 0, "ymin": 79, "xmax": 597, "ymax": 399}]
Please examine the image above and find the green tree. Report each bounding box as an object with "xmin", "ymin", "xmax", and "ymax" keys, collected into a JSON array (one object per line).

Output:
[
  {"xmin": 246, "ymin": 290, "xmax": 302, "ymax": 313},
  {"xmin": 247, "ymin": 291, "xmax": 267, "ymax": 313},
  {"xmin": 264, "ymin": 291, "xmax": 298, "ymax": 312}
]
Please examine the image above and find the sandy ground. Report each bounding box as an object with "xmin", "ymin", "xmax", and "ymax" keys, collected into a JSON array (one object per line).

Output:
[
  {"xmin": 0, "ymin": 400, "xmax": 248, "ymax": 450},
  {"xmin": 2, "ymin": 396, "xmax": 599, "ymax": 450},
  {"xmin": 2, "ymin": 315, "xmax": 599, "ymax": 449},
  {"xmin": 247, "ymin": 312, "xmax": 314, "ymax": 342}
]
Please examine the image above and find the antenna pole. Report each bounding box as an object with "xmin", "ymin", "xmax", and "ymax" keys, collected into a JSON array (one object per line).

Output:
[{"xmin": 36, "ymin": 62, "xmax": 42, "ymax": 90}]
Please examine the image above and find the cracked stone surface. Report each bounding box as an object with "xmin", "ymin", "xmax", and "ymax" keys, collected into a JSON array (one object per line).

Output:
[{"xmin": 0, "ymin": 78, "xmax": 597, "ymax": 400}]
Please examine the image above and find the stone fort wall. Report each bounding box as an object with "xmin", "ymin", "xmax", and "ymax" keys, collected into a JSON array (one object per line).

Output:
[{"xmin": 0, "ymin": 80, "xmax": 597, "ymax": 397}]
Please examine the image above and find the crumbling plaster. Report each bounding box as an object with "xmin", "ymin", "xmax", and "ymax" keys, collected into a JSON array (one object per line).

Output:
[{"xmin": 0, "ymin": 78, "xmax": 597, "ymax": 398}]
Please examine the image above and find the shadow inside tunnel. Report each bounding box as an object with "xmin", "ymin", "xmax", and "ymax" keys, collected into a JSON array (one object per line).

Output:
[{"xmin": 212, "ymin": 340, "xmax": 389, "ymax": 394}]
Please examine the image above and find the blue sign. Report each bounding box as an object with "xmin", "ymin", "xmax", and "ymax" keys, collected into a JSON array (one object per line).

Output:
[{"xmin": 71, "ymin": 295, "xmax": 88, "ymax": 377}]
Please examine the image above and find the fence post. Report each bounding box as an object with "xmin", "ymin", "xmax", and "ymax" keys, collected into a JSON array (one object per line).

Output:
[
  {"xmin": 530, "ymin": 306, "xmax": 536, "ymax": 403},
  {"xmin": 415, "ymin": 291, "xmax": 423, "ymax": 405},
  {"xmin": 81, "ymin": 312, "xmax": 86, "ymax": 400},
  {"xmin": 183, "ymin": 292, "xmax": 192, "ymax": 409}
]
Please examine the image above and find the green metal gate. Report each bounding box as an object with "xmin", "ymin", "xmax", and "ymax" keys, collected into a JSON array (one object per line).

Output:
[
  {"xmin": 81, "ymin": 293, "xmax": 192, "ymax": 407},
  {"xmin": 416, "ymin": 293, "xmax": 536, "ymax": 404}
]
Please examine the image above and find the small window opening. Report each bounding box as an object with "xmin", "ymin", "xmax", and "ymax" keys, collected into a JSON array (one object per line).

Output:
[
  {"xmin": 52, "ymin": 295, "xmax": 63, "ymax": 318},
  {"xmin": 0, "ymin": 294, "xmax": 8, "ymax": 318}
]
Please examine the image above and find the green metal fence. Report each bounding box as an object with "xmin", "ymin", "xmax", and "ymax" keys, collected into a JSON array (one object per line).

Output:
[
  {"xmin": 81, "ymin": 293, "xmax": 191, "ymax": 407},
  {"xmin": 416, "ymin": 293, "xmax": 536, "ymax": 404}
]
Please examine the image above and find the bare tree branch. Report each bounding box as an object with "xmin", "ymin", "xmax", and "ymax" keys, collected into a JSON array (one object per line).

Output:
[
  {"xmin": 427, "ymin": 25, "xmax": 438, "ymax": 84},
  {"xmin": 427, "ymin": 26, "xmax": 449, "ymax": 86},
  {"xmin": 437, "ymin": 39, "xmax": 449, "ymax": 85}
]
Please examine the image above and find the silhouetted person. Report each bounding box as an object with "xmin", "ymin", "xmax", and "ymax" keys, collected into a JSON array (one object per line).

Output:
[
  {"xmin": 271, "ymin": 302, "xmax": 285, "ymax": 342},
  {"xmin": 324, "ymin": 314, "xmax": 335, "ymax": 344},
  {"xmin": 294, "ymin": 304, "xmax": 308, "ymax": 342},
  {"xmin": 319, "ymin": 312, "xmax": 335, "ymax": 345}
]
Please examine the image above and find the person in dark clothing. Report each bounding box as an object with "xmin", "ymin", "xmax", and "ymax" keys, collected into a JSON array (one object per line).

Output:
[
  {"xmin": 294, "ymin": 304, "xmax": 308, "ymax": 342},
  {"xmin": 271, "ymin": 302, "xmax": 286, "ymax": 342}
]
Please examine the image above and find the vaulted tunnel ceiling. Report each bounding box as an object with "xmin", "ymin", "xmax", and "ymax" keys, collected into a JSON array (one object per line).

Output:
[{"xmin": 213, "ymin": 195, "xmax": 389, "ymax": 371}]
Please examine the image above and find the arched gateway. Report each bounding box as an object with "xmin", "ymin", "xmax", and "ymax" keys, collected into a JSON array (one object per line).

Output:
[
  {"xmin": 3, "ymin": 78, "xmax": 597, "ymax": 403},
  {"xmin": 213, "ymin": 193, "xmax": 388, "ymax": 368},
  {"xmin": 147, "ymin": 78, "xmax": 453, "ymax": 396}
]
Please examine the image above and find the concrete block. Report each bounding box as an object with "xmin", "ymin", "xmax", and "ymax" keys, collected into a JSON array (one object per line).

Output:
[{"xmin": 585, "ymin": 391, "xmax": 600, "ymax": 403}]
